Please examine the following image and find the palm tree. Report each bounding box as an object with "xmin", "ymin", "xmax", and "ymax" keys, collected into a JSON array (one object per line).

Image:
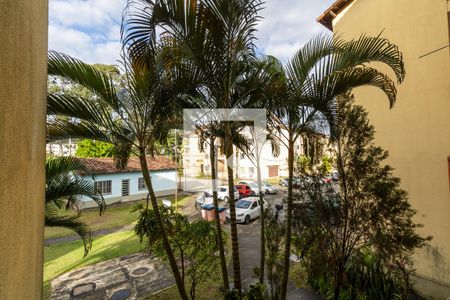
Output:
[
  {"xmin": 45, "ymin": 156, "xmax": 104, "ymax": 256},
  {"xmin": 265, "ymin": 34, "xmax": 406, "ymax": 299},
  {"xmin": 122, "ymin": 0, "xmax": 265, "ymax": 295},
  {"xmin": 46, "ymin": 47, "xmax": 192, "ymax": 299}
]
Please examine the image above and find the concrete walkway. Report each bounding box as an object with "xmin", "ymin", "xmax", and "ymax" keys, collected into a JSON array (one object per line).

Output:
[{"xmin": 228, "ymin": 221, "xmax": 323, "ymax": 300}]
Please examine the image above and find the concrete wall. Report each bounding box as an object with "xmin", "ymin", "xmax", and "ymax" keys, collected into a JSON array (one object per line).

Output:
[
  {"xmin": 0, "ymin": 1, "xmax": 47, "ymax": 299},
  {"xmin": 332, "ymin": 0, "xmax": 450, "ymax": 298},
  {"xmin": 80, "ymin": 170, "xmax": 176, "ymax": 207}
]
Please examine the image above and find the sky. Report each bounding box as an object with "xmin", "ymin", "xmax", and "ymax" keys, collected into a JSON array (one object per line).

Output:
[{"xmin": 48, "ymin": 0, "xmax": 335, "ymax": 65}]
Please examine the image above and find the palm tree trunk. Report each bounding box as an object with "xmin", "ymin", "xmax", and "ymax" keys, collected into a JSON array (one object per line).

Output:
[
  {"xmin": 225, "ymin": 126, "xmax": 242, "ymax": 297},
  {"xmin": 256, "ymin": 158, "xmax": 265, "ymax": 284},
  {"xmin": 280, "ymin": 133, "xmax": 294, "ymax": 299},
  {"xmin": 138, "ymin": 152, "xmax": 189, "ymax": 300},
  {"xmin": 209, "ymin": 138, "xmax": 230, "ymax": 290}
]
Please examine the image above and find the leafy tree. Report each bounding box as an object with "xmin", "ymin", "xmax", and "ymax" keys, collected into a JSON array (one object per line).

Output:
[
  {"xmin": 45, "ymin": 156, "xmax": 105, "ymax": 256},
  {"xmin": 134, "ymin": 205, "xmax": 223, "ymax": 300},
  {"xmin": 153, "ymin": 129, "xmax": 183, "ymax": 163},
  {"xmin": 46, "ymin": 46, "xmax": 192, "ymax": 298},
  {"xmin": 75, "ymin": 139, "xmax": 115, "ymax": 157},
  {"xmin": 265, "ymin": 34, "xmax": 407, "ymax": 299},
  {"xmin": 122, "ymin": 0, "xmax": 267, "ymax": 294},
  {"xmin": 292, "ymin": 95, "xmax": 431, "ymax": 299}
]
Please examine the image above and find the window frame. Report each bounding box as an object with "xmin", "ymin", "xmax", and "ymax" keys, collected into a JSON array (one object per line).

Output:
[
  {"xmin": 138, "ymin": 177, "xmax": 147, "ymax": 191},
  {"xmin": 94, "ymin": 180, "xmax": 112, "ymax": 195}
]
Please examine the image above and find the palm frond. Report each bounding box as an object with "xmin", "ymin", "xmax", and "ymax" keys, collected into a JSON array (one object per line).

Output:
[
  {"xmin": 334, "ymin": 33, "xmax": 405, "ymax": 83},
  {"xmin": 47, "ymin": 120, "xmax": 111, "ymax": 143},
  {"xmin": 46, "ymin": 156, "xmax": 88, "ymax": 183},
  {"xmin": 45, "ymin": 204, "xmax": 93, "ymax": 257},
  {"xmin": 48, "ymin": 51, "xmax": 119, "ymax": 109}
]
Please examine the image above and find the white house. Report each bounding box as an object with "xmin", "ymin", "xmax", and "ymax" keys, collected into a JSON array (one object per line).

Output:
[{"xmin": 78, "ymin": 156, "xmax": 176, "ymax": 208}]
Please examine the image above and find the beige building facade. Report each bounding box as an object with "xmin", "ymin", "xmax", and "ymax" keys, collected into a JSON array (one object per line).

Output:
[{"xmin": 318, "ymin": 0, "xmax": 450, "ymax": 298}]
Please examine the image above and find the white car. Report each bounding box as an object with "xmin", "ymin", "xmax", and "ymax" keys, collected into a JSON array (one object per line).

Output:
[
  {"xmin": 225, "ymin": 197, "xmax": 268, "ymax": 224},
  {"xmin": 197, "ymin": 186, "xmax": 239, "ymax": 204}
]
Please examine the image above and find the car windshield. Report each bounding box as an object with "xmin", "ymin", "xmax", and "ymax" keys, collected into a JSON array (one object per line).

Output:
[
  {"xmin": 263, "ymin": 182, "xmax": 272, "ymax": 187},
  {"xmin": 219, "ymin": 187, "xmax": 227, "ymax": 192},
  {"xmin": 248, "ymin": 183, "xmax": 257, "ymax": 188},
  {"xmin": 236, "ymin": 200, "xmax": 252, "ymax": 209}
]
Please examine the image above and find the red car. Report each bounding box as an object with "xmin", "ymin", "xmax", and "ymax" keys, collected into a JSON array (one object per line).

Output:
[{"xmin": 235, "ymin": 184, "xmax": 252, "ymax": 198}]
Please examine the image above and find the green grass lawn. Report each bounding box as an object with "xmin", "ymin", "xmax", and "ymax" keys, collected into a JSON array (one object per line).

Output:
[
  {"xmin": 43, "ymin": 230, "xmax": 143, "ymax": 299},
  {"xmin": 45, "ymin": 195, "xmax": 191, "ymax": 239}
]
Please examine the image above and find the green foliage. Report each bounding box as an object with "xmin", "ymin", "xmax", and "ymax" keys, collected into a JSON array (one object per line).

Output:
[
  {"xmin": 318, "ymin": 155, "xmax": 333, "ymax": 174},
  {"xmin": 224, "ymin": 289, "xmax": 240, "ymax": 300},
  {"xmin": 152, "ymin": 130, "xmax": 183, "ymax": 163},
  {"xmin": 346, "ymin": 252, "xmax": 403, "ymax": 300},
  {"xmin": 134, "ymin": 204, "xmax": 223, "ymax": 299},
  {"xmin": 264, "ymin": 208, "xmax": 286, "ymax": 300},
  {"xmin": 45, "ymin": 156, "xmax": 104, "ymax": 256},
  {"xmin": 292, "ymin": 95, "xmax": 430, "ymax": 299},
  {"xmin": 296, "ymin": 155, "xmax": 311, "ymax": 175},
  {"xmin": 245, "ymin": 282, "xmax": 266, "ymax": 300},
  {"xmin": 75, "ymin": 139, "xmax": 115, "ymax": 157}
]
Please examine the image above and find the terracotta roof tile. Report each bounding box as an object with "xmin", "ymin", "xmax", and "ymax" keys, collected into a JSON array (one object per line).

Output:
[{"xmin": 78, "ymin": 156, "xmax": 176, "ymax": 175}]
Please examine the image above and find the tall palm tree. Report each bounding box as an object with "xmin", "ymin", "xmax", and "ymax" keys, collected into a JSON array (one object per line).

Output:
[
  {"xmin": 45, "ymin": 156, "xmax": 104, "ymax": 257},
  {"xmin": 47, "ymin": 47, "xmax": 192, "ymax": 299},
  {"xmin": 122, "ymin": 0, "xmax": 264, "ymax": 295},
  {"xmin": 266, "ymin": 34, "xmax": 406, "ymax": 299}
]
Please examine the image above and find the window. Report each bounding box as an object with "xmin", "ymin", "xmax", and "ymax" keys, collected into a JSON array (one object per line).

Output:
[
  {"xmin": 122, "ymin": 179, "xmax": 129, "ymax": 196},
  {"xmin": 138, "ymin": 177, "xmax": 147, "ymax": 190},
  {"xmin": 95, "ymin": 180, "xmax": 112, "ymax": 195}
]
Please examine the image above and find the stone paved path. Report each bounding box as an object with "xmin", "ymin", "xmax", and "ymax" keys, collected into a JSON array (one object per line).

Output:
[{"xmin": 50, "ymin": 253, "xmax": 174, "ymax": 300}]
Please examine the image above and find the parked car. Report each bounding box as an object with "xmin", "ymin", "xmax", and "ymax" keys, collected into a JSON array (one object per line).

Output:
[
  {"xmin": 332, "ymin": 171, "xmax": 339, "ymax": 181},
  {"xmin": 225, "ymin": 197, "xmax": 268, "ymax": 224},
  {"xmin": 196, "ymin": 185, "xmax": 240, "ymax": 205},
  {"xmin": 217, "ymin": 185, "xmax": 240, "ymax": 202},
  {"xmin": 279, "ymin": 178, "xmax": 289, "ymax": 187},
  {"xmin": 196, "ymin": 191, "xmax": 213, "ymax": 206},
  {"xmin": 261, "ymin": 181, "xmax": 278, "ymax": 194},
  {"xmin": 235, "ymin": 184, "xmax": 252, "ymax": 198},
  {"xmin": 279, "ymin": 177, "xmax": 301, "ymax": 187},
  {"xmin": 237, "ymin": 181, "xmax": 258, "ymax": 195}
]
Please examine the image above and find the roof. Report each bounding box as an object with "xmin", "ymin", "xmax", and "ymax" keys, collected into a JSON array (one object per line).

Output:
[
  {"xmin": 316, "ymin": 0, "xmax": 355, "ymax": 31},
  {"xmin": 79, "ymin": 156, "xmax": 176, "ymax": 175}
]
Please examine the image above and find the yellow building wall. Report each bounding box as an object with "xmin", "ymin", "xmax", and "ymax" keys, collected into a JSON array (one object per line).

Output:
[
  {"xmin": 332, "ymin": 0, "xmax": 450, "ymax": 293},
  {"xmin": 0, "ymin": 0, "xmax": 47, "ymax": 299}
]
